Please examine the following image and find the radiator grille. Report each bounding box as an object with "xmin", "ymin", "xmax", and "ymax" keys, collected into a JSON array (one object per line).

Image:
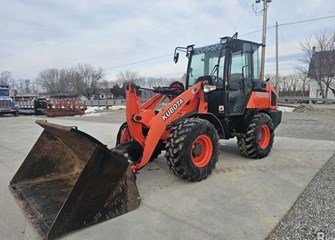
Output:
[{"xmin": 0, "ymin": 99, "xmax": 11, "ymax": 108}]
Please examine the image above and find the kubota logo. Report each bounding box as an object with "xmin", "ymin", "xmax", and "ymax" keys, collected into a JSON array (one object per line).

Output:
[{"xmin": 162, "ymin": 98, "xmax": 184, "ymax": 121}]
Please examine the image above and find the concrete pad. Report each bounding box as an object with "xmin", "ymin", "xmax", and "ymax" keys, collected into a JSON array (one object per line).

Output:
[{"xmin": 1, "ymin": 117, "xmax": 334, "ymax": 240}]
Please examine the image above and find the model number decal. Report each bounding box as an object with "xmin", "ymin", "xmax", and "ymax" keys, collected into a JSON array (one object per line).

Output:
[{"xmin": 162, "ymin": 98, "xmax": 184, "ymax": 121}]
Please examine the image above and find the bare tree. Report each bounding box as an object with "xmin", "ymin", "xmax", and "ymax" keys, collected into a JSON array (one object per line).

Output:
[
  {"xmin": 265, "ymin": 73, "xmax": 309, "ymax": 96},
  {"xmin": 16, "ymin": 79, "xmax": 33, "ymax": 94},
  {"xmin": 37, "ymin": 69, "xmax": 69, "ymax": 94},
  {"xmin": 111, "ymin": 71, "xmax": 184, "ymax": 98},
  {"xmin": 73, "ymin": 64, "xmax": 104, "ymax": 99},
  {"xmin": 114, "ymin": 70, "xmax": 143, "ymax": 97},
  {"xmin": 146, "ymin": 77, "xmax": 176, "ymax": 88},
  {"xmin": 298, "ymin": 29, "xmax": 335, "ymax": 99},
  {"xmin": 116, "ymin": 70, "xmax": 141, "ymax": 86},
  {"xmin": 0, "ymin": 71, "xmax": 13, "ymax": 85},
  {"xmin": 296, "ymin": 72, "xmax": 309, "ymax": 96},
  {"xmin": 38, "ymin": 64, "xmax": 104, "ymax": 98},
  {"xmin": 97, "ymin": 80, "xmax": 111, "ymax": 97},
  {"xmin": 67, "ymin": 67, "xmax": 84, "ymax": 96}
]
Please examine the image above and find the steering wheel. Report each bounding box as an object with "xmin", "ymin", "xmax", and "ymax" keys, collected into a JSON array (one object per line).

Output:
[{"xmin": 196, "ymin": 76, "xmax": 214, "ymax": 85}]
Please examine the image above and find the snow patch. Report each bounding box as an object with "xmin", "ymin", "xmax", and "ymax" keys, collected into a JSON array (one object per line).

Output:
[
  {"xmin": 278, "ymin": 106, "xmax": 295, "ymax": 113},
  {"xmin": 84, "ymin": 106, "xmax": 106, "ymax": 114},
  {"xmin": 110, "ymin": 105, "xmax": 126, "ymax": 110}
]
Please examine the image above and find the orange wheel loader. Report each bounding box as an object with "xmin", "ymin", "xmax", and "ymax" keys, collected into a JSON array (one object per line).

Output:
[{"xmin": 9, "ymin": 34, "xmax": 281, "ymax": 239}]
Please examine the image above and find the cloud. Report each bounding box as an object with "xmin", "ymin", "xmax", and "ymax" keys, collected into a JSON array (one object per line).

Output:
[{"xmin": 1, "ymin": 0, "xmax": 335, "ymax": 80}]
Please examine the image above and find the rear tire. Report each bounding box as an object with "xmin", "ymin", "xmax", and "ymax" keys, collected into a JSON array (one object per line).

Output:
[
  {"xmin": 237, "ymin": 112, "xmax": 274, "ymax": 159},
  {"xmin": 165, "ymin": 118, "xmax": 219, "ymax": 181}
]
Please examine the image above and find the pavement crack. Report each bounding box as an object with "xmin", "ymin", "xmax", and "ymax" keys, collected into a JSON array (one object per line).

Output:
[{"xmin": 142, "ymin": 203, "xmax": 223, "ymax": 240}]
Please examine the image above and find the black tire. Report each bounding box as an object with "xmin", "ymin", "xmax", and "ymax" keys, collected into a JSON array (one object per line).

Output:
[
  {"xmin": 116, "ymin": 122, "xmax": 129, "ymax": 146},
  {"xmin": 165, "ymin": 118, "xmax": 219, "ymax": 181},
  {"xmin": 13, "ymin": 111, "xmax": 19, "ymax": 117},
  {"xmin": 116, "ymin": 122, "xmax": 162, "ymax": 161},
  {"xmin": 237, "ymin": 112, "xmax": 274, "ymax": 159}
]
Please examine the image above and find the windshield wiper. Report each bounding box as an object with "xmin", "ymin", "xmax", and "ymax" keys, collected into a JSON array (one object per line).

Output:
[
  {"xmin": 210, "ymin": 64, "xmax": 219, "ymax": 76},
  {"xmin": 210, "ymin": 46, "xmax": 225, "ymax": 78}
]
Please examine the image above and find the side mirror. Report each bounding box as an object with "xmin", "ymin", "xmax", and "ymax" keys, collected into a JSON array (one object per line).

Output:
[{"xmin": 174, "ymin": 52, "xmax": 179, "ymax": 64}]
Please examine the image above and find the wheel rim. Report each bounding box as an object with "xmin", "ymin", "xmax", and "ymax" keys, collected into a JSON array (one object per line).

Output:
[
  {"xmin": 258, "ymin": 125, "xmax": 270, "ymax": 149},
  {"xmin": 191, "ymin": 135, "xmax": 212, "ymax": 167},
  {"xmin": 120, "ymin": 127, "xmax": 130, "ymax": 143}
]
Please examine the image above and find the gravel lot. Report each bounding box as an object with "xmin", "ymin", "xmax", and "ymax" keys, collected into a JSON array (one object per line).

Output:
[
  {"xmin": 268, "ymin": 107, "xmax": 335, "ymax": 239},
  {"xmin": 276, "ymin": 109, "xmax": 335, "ymax": 141}
]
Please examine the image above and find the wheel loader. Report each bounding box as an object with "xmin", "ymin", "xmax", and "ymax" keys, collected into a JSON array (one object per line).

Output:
[{"xmin": 9, "ymin": 34, "xmax": 282, "ymax": 239}]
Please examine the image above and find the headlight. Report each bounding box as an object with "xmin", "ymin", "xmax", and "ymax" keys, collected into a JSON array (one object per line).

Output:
[
  {"xmin": 220, "ymin": 37, "xmax": 228, "ymax": 44},
  {"xmin": 203, "ymin": 85, "xmax": 216, "ymax": 93},
  {"xmin": 187, "ymin": 45, "xmax": 194, "ymax": 52}
]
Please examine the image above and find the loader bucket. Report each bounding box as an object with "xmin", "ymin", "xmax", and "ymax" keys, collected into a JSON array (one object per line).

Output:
[{"xmin": 9, "ymin": 120, "xmax": 140, "ymax": 240}]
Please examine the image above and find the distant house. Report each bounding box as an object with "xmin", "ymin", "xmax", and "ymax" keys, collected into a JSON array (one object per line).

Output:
[
  {"xmin": 308, "ymin": 50, "xmax": 335, "ymax": 100},
  {"xmin": 94, "ymin": 88, "xmax": 113, "ymax": 100}
]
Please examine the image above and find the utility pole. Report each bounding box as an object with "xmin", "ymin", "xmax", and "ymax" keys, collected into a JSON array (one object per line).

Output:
[
  {"xmin": 256, "ymin": 0, "xmax": 270, "ymax": 81},
  {"xmin": 275, "ymin": 21, "xmax": 279, "ymax": 93}
]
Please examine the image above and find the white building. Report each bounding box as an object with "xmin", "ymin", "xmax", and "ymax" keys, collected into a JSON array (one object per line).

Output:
[{"xmin": 308, "ymin": 50, "xmax": 335, "ymax": 100}]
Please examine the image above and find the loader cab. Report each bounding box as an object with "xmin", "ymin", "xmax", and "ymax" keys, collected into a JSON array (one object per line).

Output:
[{"xmin": 184, "ymin": 38, "xmax": 262, "ymax": 116}]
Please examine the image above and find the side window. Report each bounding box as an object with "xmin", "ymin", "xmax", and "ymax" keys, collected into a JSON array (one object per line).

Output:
[
  {"xmin": 252, "ymin": 45, "xmax": 260, "ymax": 80},
  {"xmin": 231, "ymin": 51, "xmax": 246, "ymax": 82},
  {"xmin": 229, "ymin": 43, "xmax": 254, "ymax": 91},
  {"xmin": 189, "ymin": 53, "xmax": 205, "ymax": 86}
]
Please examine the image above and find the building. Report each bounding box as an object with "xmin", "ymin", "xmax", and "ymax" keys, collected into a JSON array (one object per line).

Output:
[{"xmin": 308, "ymin": 50, "xmax": 335, "ymax": 100}]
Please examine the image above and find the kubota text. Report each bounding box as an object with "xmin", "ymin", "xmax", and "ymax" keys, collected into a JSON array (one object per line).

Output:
[{"xmin": 162, "ymin": 98, "xmax": 184, "ymax": 121}]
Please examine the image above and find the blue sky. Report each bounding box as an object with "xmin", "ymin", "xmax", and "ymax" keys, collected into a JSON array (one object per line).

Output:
[{"xmin": 1, "ymin": 0, "xmax": 335, "ymax": 81}]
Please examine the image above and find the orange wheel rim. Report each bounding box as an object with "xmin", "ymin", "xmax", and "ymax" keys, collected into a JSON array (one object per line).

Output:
[
  {"xmin": 258, "ymin": 125, "xmax": 270, "ymax": 149},
  {"xmin": 191, "ymin": 135, "xmax": 212, "ymax": 167},
  {"xmin": 120, "ymin": 128, "xmax": 130, "ymax": 143}
]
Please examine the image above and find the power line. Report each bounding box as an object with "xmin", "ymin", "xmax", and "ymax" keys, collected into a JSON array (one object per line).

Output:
[
  {"xmin": 233, "ymin": 0, "xmax": 251, "ymax": 32},
  {"xmin": 104, "ymin": 14, "xmax": 335, "ymax": 74},
  {"xmin": 280, "ymin": 14, "xmax": 335, "ymax": 27},
  {"xmin": 240, "ymin": 14, "xmax": 335, "ymax": 37},
  {"xmin": 278, "ymin": 28, "xmax": 295, "ymax": 60},
  {"xmin": 103, "ymin": 54, "xmax": 172, "ymax": 71}
]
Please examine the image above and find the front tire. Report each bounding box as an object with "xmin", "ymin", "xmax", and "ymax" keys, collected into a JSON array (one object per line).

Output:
[
  {"xmin": 165, "ymin": 118, "xmax": 219, "ymax": 181},
  {"xmin": 237, "ymin": 112, "xmax": 274, "ymax": 159},
  {"xmin": 116, "ymin": 122, "xmax": 162, "ymax": 161}
]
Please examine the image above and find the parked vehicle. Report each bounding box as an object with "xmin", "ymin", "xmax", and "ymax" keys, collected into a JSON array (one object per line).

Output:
[{"xmin": 0, "ymin": 85, "xmax": 19, "ymax": 116}]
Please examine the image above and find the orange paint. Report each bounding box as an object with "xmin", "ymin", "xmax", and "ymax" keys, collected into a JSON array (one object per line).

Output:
[{"xmin": 124, "ymin": 82, "xmax": 208, "ymax": 172}]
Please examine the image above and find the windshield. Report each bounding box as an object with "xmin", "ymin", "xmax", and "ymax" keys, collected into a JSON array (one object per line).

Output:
[
  {"xmin": 0, "ymin": 89, "xmax": 9, "ymax": 96},
  {"xmin": 187, "ymin": 43, "xmax": 226, "ymax": 87}
]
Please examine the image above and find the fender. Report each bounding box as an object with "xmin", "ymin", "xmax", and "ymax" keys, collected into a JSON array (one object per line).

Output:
[{"xmin": 172, "ymin": 112, "xmax": 225, "ymax": 139}]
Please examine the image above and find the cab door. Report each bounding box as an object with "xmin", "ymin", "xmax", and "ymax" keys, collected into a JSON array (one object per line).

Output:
[{"xmin": 228, "ymin": 42, "xmax": 257, "ymax": 115}]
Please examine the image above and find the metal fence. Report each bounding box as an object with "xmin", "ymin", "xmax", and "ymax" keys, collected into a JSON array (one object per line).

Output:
[
  {"xmin": 84, "ymin": 99, "xmax": 126, "ymax": 108},
  {"xmin": 83, "ymin": 96, "xmax": 335, "ymax": 109},
  {"xmin": 279, "ymin": 96, "xmax": 335, "ymax": 104}
]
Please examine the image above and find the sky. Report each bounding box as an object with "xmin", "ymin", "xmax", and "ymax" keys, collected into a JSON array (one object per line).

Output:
[{"xmin": 1, "ymin": 0, "xmax": 335, "ymax": 82}]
